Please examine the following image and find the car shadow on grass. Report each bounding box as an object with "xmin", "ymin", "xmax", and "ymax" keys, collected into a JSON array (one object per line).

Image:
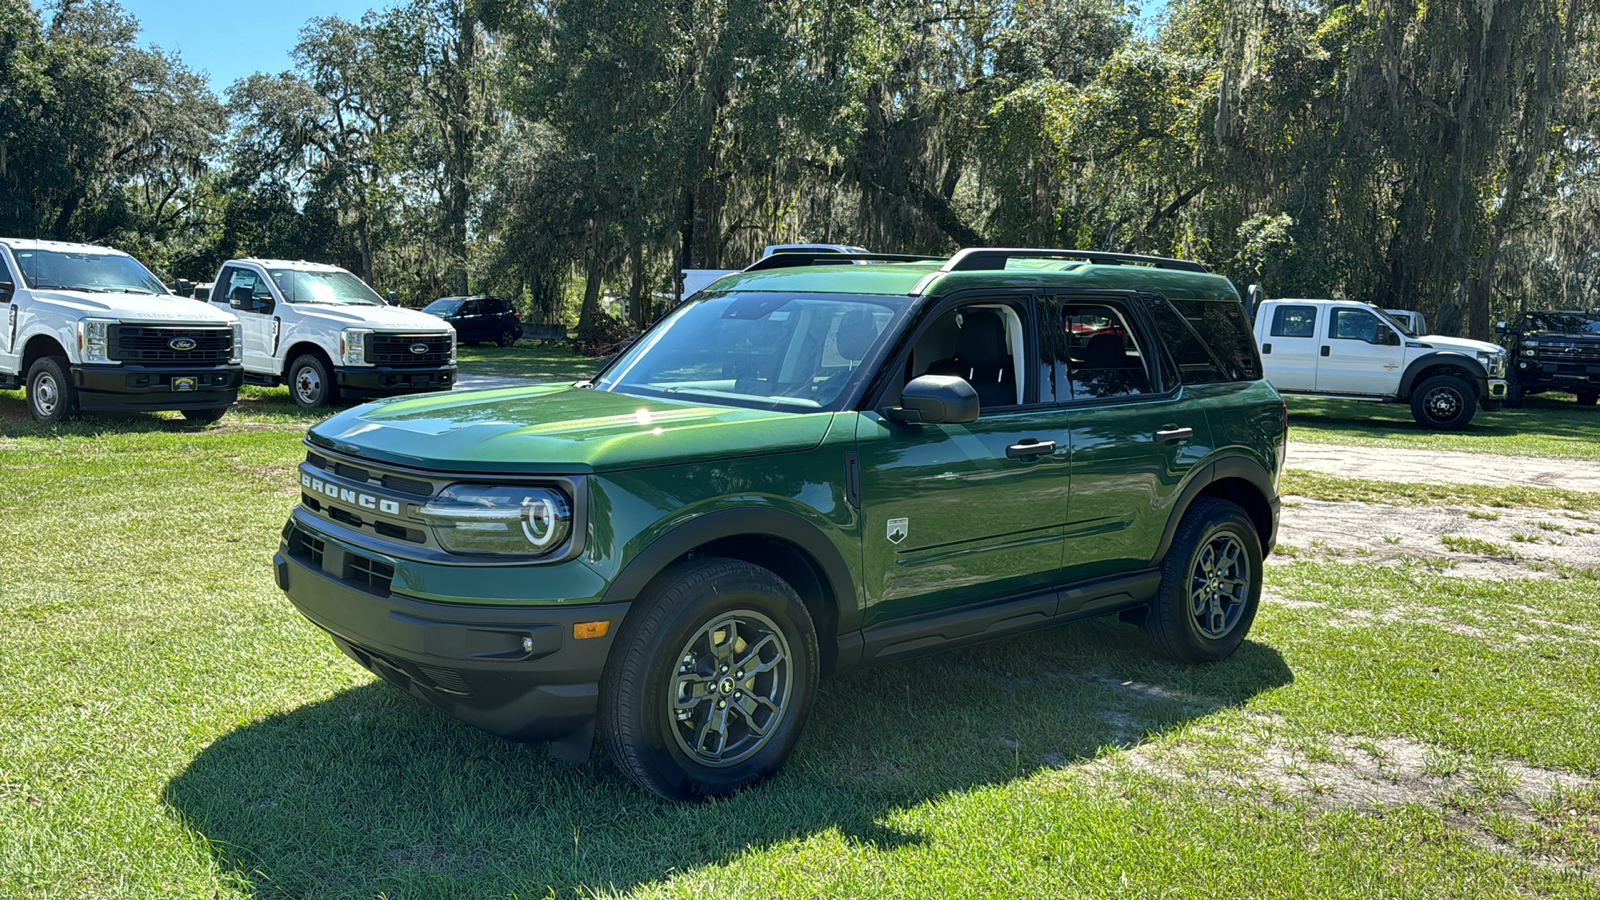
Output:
[
  {"xmin": 163, "ymin": 617, "xmax": 1292, "ymax": 899},
  {"xmin": 1288, "ymin": 395, "xmax": 1598, "ymax": 444}
]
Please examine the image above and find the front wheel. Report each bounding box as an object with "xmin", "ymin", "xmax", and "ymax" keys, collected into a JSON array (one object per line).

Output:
[
  {"xmin": 1504, "ymin": 374, "xmax": 1524, "ymax": 409},
  {"xmin": 288, "ymin": 353, "xmax": 339, "ymax": 407},
  {"xmin": 26, "ymin": 356, "xmax": 77, "ymax": 424},
  {"xmin": 1410, "ymin": 374, "xmax": 1477, "ymax": 430},
  {"xmin": 600, "ymin": 558, "xmax": 818, "ymax": 801},
  {"xmin": 1575, "ymin": 390, "xmax": 1598, "ymax": 407},
  {"xmin": 181, "ymin": 407, "xmax": 228, "ymax": 425},
  {"xmin": 1142, "ymin": 498, "xmax": 1263, "ymax": 663}
]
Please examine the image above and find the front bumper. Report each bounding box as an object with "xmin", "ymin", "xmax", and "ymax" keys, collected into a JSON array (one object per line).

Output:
[
  {"xmin": 335, "ymin": 364, "xmax": 456, "ymax": 395},
  {"xmin": 1513, "ymin": 359, "xmax": 1600, "ymax": 392},
  {"xmin": 71, "ymin": 364, "xmax": 242, "ymax": 412},
  {"xmin": 1481, "ymin": 377, "xmax": 1508, "ymax": 405},
  {"xmin": 275, "ymin": 528, "xmax": 626, "ymax": 747}
]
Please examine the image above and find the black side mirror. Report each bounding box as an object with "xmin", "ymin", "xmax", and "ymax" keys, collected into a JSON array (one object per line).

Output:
[
  {"xmin": 1246, "ymin": 284, "xmax": 1265, "ymax": 324},
  {"xmin": 1495, "ymin": 321, "xmax": 1508, "ymax": 336},
  {"xmin": 884, "ymin": 374, "xmax": 980, "ymax": 425},
  {"xmin": 0, "ymin": 280, "xmax": 12, "ymax": 303},
  {"xmin": 384, "ymin": 290, "xmax": 398, "ymax": 306},
  {"xmin": 174, "ymin": 278, "xmax": 193, "ymax": 297},
  {"xmin": 1377, "ymin": 329, "xmax": 1401, "ymax": 346}
]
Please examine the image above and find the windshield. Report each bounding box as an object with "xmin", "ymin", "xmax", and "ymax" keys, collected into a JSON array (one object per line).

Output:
[
  {"xmin": 1372, "ymin": 308, "xmax": 1418, "ymax": 338},
  {"xmin": 13, "ymin": 249, "xmax": 168, "ymax": 295},
  {"xmin": 423, "ymin": 298, "xmax": 464, "ymax": 315},
  {"xmin": 1526, "ymin": 312, "xmax": 1600, "ymax": 335},
  {"xmin": 268, "ymin": 268, "xmax": 385, "ymax": 305},
  {"xmin": 596, "ymin": 292, "xmax": 906, "ymax": 411}
]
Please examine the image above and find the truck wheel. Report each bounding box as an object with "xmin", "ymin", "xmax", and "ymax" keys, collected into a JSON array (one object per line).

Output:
[
  {"xmin": 1410, "ymin": 374, "xmax": 1476, "ymax": 430},
  {"xmin": 496, "ymin": 326, "xmax": 518, "ymax": 348},
  {"xmin": 181, "ymin": 407, "xmax": 228, "ymax": 425},
  {"xmin": 1504, "ymin": 374, "xmax": 1524, "ymax": 409},
  {"xmin": 288, "ymin": 353, "xmax": 339, "ymax": 407},
  {"xmin": 1142, "ymin": 498, "xmax": 1262, "ymax": 664},
  {"xmin": 26, "ymin": 356, "xmax": 77, "ymax": 424},
  {"xmin": 600, "ymin": 558, "xmax": 818, "ymax": 801},
  {"xmin": 1576, "ymin": 390, "xmax": 1598, "ymax": 406}
]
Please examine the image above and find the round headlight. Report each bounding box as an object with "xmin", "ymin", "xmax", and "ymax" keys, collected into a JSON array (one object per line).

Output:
[{"xmin": 419, "ymin": 485, "xmax": 572, "ymax": 556}]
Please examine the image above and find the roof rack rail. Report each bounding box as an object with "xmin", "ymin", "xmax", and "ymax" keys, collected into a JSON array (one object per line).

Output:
[
  {"xmin": 940, "ymin": 248, "xmax": 1209, "ymax": 274},
  {"xmin": 743, "ymin": 252, "xmax": 945, "ymax": 273}
]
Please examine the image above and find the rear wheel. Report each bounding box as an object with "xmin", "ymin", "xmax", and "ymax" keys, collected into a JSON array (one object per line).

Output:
[
  {"xmin": 288, "ymin": 353, "xmax": 338, "ymax": 407},
  {"xmin": 600, "ymin": 558, "xmax": 818, "ymax": 801},
  {"xmin": 497, "ymin": 326, "xmax": 518, "ymax": 348},
  {"xmin": 1410, "ymin": 374, "xmax": 1476, "ymax": 430},
  {"xmin": 26, "ymin": 356, "xmax": 77, "ymax": 424},
  {"xmin": 1142, "ymin": 498, "xmax": 1263, "ymax": 663},
  {"xmin": 1575, "ymin": 390, "xmax": 1598, "ymax": 406}
]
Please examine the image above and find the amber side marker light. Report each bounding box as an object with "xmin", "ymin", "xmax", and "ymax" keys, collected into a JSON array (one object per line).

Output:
[{"xmin": 574, "ymin": 621, "xmax": 611, "ymax": 640}]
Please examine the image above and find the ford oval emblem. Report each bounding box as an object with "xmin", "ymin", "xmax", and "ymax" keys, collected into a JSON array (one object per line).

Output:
[
  {"xmin": 409, "ymin": 342, "xmax": 429, "ymax": 355},
  {"xmin": 168, "ymin": 337, "xmax": 197, "ymax": 352}
]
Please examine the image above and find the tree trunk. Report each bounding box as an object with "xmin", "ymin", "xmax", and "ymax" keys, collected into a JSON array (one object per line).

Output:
[
  {"xmin": 577, "ymin": 249, "xmax": 604, "ymax": 342},
  {"xmin": 628, "ymin": 242, "xmax": 645, "ymax": 328}
]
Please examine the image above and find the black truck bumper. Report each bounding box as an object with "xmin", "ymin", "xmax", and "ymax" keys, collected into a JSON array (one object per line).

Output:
[
  {"xmin": 71, "ymin": 364, "xmax": 241, "ymax": 412},
  {"xmin": 335, "ymin": 364, "xmax": 456, "ymax": 395},
  {"xmin": 274, "ymin": 533, "xmax": 626, "ymax": 757}
]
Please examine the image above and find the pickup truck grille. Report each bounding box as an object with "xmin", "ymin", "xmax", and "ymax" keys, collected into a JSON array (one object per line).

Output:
[
  {"xmin": 366, "ymin": 333, "xmax": 452, "ymax": 367},
  {"xmin": 1535, "ymin": 342, "xmax": 1600, "ymax": 364},
  {"xmin": 110, "ymin": 325, "xmax": 233, "ymax": 365}
]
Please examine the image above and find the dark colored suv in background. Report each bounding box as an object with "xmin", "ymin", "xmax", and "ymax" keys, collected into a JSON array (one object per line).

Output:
[
  {"xmin": 1498, "ymin": 309, "xmax": 1600, "ymax": 407},
  {"xmin": 275, "ymin": 248, "xmax": 1286, "ymax": 800},
  {"xmin": 422, "ymin": 295, "xmax": 524, "ymax": 347}
]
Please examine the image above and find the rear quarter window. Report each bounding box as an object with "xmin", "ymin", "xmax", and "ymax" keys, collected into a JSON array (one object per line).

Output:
[{"xmin": 1152, "ymin": 297, "xmax": 1263, "ymax": 384}]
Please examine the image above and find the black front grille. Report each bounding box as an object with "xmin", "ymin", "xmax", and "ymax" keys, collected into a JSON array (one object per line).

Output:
[
  {"xmin": 289, "ymin": 530, "xmax": 325, "ymax": 570},
  {"xmin": 367, "ymin": 333, "xmax": 452, "ymax": 367},
  {"xmin": 306, "ymin": 450, "xmax": 433, "ymax": 497},
  {"xmin": 1538, "ymin": 343, "xmax": 1600, "ymax": 364},
  {"xmin": 110, "ymin": 325, "xmax": 233, "ymax": 365},
  {"xmin": 344, "ymin": 553, "xmax": 394, "ymax": 596}
]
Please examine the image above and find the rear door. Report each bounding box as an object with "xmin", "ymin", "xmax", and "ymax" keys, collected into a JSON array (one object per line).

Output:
[
  {"xmin": 1258, "ymin": 303, "xmax": 1320, "ymax": 391},
  {"xmin": 855, "ymin": 293, "xmax": 1071, "ymax": 626}
]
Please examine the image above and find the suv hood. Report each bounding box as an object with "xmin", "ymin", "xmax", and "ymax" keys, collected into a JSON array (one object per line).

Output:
[
  {"xmin": 290, "ymin": 304, "xmax": 453, "ymax": 332},
  {"xmin": 1417, "ymin": 334, "xmax": 1502, "ymax": 355},
  {"xmin": 31, "ymin": 289, "xmax": 238, "ymax": 324},
  {"xmin": 308, "ymin": 384, "xmax": 837, "ymax": 474}
]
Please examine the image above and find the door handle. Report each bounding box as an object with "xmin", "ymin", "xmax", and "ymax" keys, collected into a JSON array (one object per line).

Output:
[
  {"xmin": 1006, "ymin": 439, "xmax": 1058, "ymax": 459},
  {"xmin": 1154, "ymin": 426, "xmax": 1194, "ymax": 443},
  {"xmin": 1320, "ymin": 345, "xmax": 1331, "ymax": 357},
  {"xmin": 1261, "ymin": 343, "xmax": 1272, "ymax": 354}
]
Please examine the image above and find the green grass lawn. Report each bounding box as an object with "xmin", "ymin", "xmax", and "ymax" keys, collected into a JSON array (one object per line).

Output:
[
  {"xmin": 454, "ymin": 340, "xmax": 604, "ymax": 382},
  {"xmin": 1, "ymin": 357, "xmax": 1597, "ymax": 897},
  {"xmin": 1287, "ymin": 392, "xmax": 1600, "ymax": 460}
]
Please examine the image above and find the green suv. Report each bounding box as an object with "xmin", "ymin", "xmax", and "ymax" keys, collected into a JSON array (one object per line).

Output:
[{"xmin": 275, "ymin": 248, "xmax": 1285, "ymax": 800}]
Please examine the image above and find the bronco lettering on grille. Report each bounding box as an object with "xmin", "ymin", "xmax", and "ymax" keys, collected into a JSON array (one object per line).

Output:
[{"xmin": 301, "ymin": 473, "xmax": 403, "ymax": 515}]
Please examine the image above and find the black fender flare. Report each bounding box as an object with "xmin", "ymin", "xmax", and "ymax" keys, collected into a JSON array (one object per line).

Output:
[
  {"xmin": 1150, "ymin": 455, "xmax": 1279, "ymax": 565},
  {"xmin": 599, "ymin": 507, "xmax": 859, "ymax": 632},
  {"xmin": 1399, "ymin": 352, "xmax": 1488, "ymax": 399}
]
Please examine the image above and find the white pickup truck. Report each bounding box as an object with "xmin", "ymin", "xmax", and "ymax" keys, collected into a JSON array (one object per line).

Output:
[
  {"xmin": 1254, "ymin": 298, "xmax": 1507, "ymax": 429},
  {"xmin": 208, "ymin": 258, "xmax": 457, "ymax": 407},
  {"xmin": 0, "ymin": 238, "xmax": 243, "ymax": 424}
]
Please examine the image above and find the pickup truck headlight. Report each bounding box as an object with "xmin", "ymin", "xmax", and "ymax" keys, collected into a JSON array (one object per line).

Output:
[
  {"xmin": 340, "ymin": 328, "xmax": 372, "ymax": 366},
  {"xmin": 1479, "ymin": 351, "xmax": 1506, "ymax": 378},
  {"xmin": 78, "ymin": 318, "xmax": 116, "ymax": 363},
  {"xmin": 418, "ymin": 485, "xmax": 572, "ymax": 556},
  {"xmin": 230, "ymin": 323, "xmax": 243, "ymax": 364},
  {"xmin": 449, "ymin": 331, "xmax": 457, "ymax": 364}
]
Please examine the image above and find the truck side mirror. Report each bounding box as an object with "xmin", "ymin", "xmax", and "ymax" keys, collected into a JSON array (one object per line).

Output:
[
  {"xmin": 1494, "ymin": 321, "xmax": 1508, "ymax": 336},
  {"xmin": 884, "ymin": 374, "xmax": 980, "ymax": 425},
  {"xmin": 174, "ymin": 278, "xmax": 193, "ymax": 297},
  {"xmin": 1246, "ymin": 284, "xmax": 1265, "ymax": 323},
  {"xmin": 384, "ymin": 290, "xmax": 398, "ymax": 306}
]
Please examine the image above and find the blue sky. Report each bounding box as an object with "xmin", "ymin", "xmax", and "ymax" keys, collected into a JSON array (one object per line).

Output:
[{"xmin": 112, "ymin": 0, "xmax": 396, "ymax": 94}]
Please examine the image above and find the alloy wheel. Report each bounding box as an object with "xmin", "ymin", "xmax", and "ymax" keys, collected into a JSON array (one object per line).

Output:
[{"xmin": 668, "ymin": 610, "xmax": 793, "ymax": 767}]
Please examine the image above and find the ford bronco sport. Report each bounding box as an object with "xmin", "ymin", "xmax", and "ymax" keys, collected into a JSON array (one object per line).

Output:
[{"xmin": 275, "ymin": 248, "xmax": 1286, "ymax": 800}]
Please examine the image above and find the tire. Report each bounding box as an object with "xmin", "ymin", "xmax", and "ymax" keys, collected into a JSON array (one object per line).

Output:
[
  {"xmin": 288, "ymin": 353, "xmax": 339, "ymax": 407},
  {"xmin": 600, "ymin": 558, "xmax": 818, "ymax": 801},
  {"xmin": 496, "ymin": 326, "xmax": 517, "ymax": 348},
  {"xmin": 181, "ymin": 407, "xmax": 228, "ymax": 425},
  {"xmin": 1142, "ymin": 498, "xmax": 1263, "ymax": 664},
  {"xmin": 26, "ymin": 356, "xmax": 77, "ymax": 424},
  {"xmin": 1409, "ymin": 374, "xmax": 1476, "ymax": 430},
  {"xmin": 1504, "ymin": 373, "xmax": 1524, "ymax": 409},
  {"xmin": 1575, "ymin": 390, "xmax": 1598, "ymax": 407}
]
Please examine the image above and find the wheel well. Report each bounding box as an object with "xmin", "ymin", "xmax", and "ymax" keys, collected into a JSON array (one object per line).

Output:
[
  {"xmin": 281, "ymin": 342, "xmax": 332, "ymax": 378},
  {"xmin": 21, "ymin": 336, "xmax": 68, "ymax": 372},
  {"xmin": 647, "ymin": 534, "xmax": 842, "ymax": 677},
  {"xmin": 1407, "ymin": 364, "xmax": 1479, "ymax": 400},
  {"xmin": 1194, "ymin": 476, "xmax": 1273, "ymax": 552}
]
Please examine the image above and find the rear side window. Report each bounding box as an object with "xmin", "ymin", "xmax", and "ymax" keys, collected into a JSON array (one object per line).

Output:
[
  {"xmin": 1150, "ymin": 297, "xmax": 1262, "ymax": 384},
  {"xmin": 1270, "ymin": 305, "xmax": 1317, "ymax": 338},
  {"xmin": 1058, "ymin": 302, "xmax": 1152, "ymax": 400}
]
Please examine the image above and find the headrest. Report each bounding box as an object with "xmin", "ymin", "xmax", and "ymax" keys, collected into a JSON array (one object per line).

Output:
[
  {"xmin": 834, "ymin": 308, "xmax": 880, "ymax": 361},
  {"xmin": 1083, "ymin": 332, "xmax": 1126, "ymax": 368},
  {"xmin": 955, "ymin": 310, "xmax": 1008, "ymax": 368}
]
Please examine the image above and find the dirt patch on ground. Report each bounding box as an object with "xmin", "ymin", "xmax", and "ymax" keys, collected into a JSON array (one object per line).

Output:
[
  {"xmin": 1288, "ymin": 442, "xmax": 1600, "ymax": 492},
  {"xmin": 1275, "ymin": 497, "xmax": 1600, "ymax": 580}
]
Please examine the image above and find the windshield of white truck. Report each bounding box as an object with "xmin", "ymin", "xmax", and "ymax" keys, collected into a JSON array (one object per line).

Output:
[
  {"xmin": 268, "ymin": 268, "xmax": 385, "ymax": 305},
  {"xmin": 13, "ymin": 249, "xmax": 168, "ymax": 295},
  {"xmin": 596, "ymin": 292, "xmax": 907, "ymax": 411}
]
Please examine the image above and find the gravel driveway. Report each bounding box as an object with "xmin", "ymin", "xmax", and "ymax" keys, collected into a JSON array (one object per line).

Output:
[{"xmin": 1287, "ymin": 442, "xmax": 1600, "ymax": 492}]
